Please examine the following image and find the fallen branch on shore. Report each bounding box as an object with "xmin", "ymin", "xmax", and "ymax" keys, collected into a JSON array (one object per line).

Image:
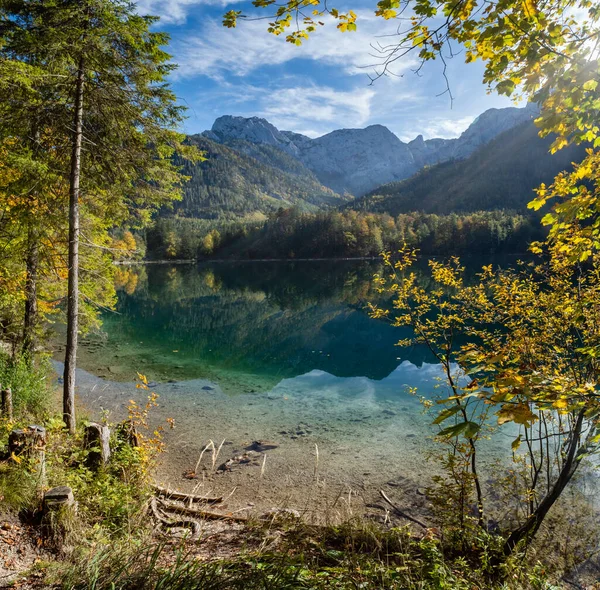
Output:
[
  {"xmin": 156, "ymin": 497, "xmax": 249, "ymax": 523},
  {"xmin": 150, "ymin": 497, "xmax": 202, "ymax": 539},
  {"xmin": 152, "ymin": 484, "xmax": 223, "ymax": 504},
  {"xmin": 379, "ymin": 490, "xmax": 428, "ymax": 529}
]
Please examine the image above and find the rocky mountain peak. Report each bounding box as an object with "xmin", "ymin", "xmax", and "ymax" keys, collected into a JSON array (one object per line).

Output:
[{"xmin": 209, "ymin": 115, "xmax": 300, "ymax": 156}]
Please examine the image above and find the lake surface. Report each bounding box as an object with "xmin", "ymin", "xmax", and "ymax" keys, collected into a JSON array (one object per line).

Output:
[
  {"xmin": 64, "ymin": 258, "xmax": 547, "ymax": 520},
  {"xmin": 79, "ymin": 259, "xmax": 440, "ymax": 390}
]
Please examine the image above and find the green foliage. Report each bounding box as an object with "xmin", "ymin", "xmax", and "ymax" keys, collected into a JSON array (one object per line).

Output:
[
  {"xmin": 146, "ymin": 208, "xmax": 540, "ymax": 261},
  {"xmin": 0, "ymin": 351, "xmax": 52, "ymax": 417},
  {"xmin": 0, "ymin": 0, "xmax": 202, "ymax": 353}
]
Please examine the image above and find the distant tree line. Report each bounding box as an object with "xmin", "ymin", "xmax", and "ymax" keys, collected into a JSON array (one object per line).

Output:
[{"xmin": 143, "ymin": 208, "xmax": 544, "ymax": 260}]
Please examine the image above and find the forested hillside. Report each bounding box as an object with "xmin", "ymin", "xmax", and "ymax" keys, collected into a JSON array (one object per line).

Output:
[
  {"xmin": 352, "ymin": 122, "xmax": 587, "ymax": 215},
  {"xmin": 145, "ymin": 209, "xmax": 542, "ymax": 260},
  {"xmin": 172, "ymin": 135, "xmax": 349, "ymax": 220}
]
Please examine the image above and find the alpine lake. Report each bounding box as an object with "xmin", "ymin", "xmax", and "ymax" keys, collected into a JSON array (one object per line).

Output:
[{"xmin": 52, "ymin": 257, "xmax": 597, "ymax": 522}]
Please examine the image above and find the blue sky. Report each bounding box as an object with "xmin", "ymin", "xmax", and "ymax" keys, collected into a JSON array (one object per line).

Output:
[{"xmin": 136, "ymin": 0, "xmax": 519, "ymax": 141}]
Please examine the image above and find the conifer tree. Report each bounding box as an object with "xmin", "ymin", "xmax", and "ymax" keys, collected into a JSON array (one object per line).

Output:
[{"xmin": 0, "ymin": 0, "xmax": 200, "ymax": 431}]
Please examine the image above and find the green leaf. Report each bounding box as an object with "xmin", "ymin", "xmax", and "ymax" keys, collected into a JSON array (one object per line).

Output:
[
  {"xmin": 439, "ymin": 421, "xmax": 480, "ymax": 438},
  {"xmin": 432, "ymin": 405, "xmax": 463, "ymax": 424}
]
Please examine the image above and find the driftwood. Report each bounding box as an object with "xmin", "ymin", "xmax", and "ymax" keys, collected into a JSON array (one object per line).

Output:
[
  {"xmin": 156, "ymin": 497, "xmax": 249, "ymax": 523},
  {"xmin": 379, "ymin": 490, "xmax": 428, "ymax": 529},
  {"xmin": 150, "ymin": 497, "xmax": 202, "ymax": 539},
  {"xmin": 1, "ymin": 387, "xmax": 12, "ymax": 420},
  {"xmin": 152, "ymin": 484, "xmax": 223, "ymax": 504},
  {"xmin": 83, "ymin": 423, "xmax": 111, "ymax": 469}
]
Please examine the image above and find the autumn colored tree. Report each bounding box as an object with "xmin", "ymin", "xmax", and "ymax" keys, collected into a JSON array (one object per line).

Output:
[{"xmin": 369, "ymin": 247, "xmax": 600, "ymax": 554}]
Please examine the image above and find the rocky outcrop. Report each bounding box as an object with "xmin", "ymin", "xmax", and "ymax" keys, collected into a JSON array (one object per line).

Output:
[
  {"xmin": 409, "ymin": 104, "xmax": 539, "ymax": 167},
  {"xmin": 207, "ymin": 115, "xmax": 301, "ymax": 156},
  {"xmin": 298, "ymin": 125, "xmax": 417, "ymax": 196}
]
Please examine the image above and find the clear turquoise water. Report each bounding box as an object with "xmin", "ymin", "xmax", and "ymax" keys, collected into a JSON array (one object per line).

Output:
[{"xmin": 85, "ymin": 259, "xmax": 439, "ymax": 389}]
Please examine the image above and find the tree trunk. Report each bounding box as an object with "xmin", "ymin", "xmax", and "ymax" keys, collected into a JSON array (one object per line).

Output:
[
  {"xmin": 63, "ymin": 56, "xmax": 85, "ymax": 434},
  {"xmin": 502, "ymin": 410, "xmax": 585, "ymax": 555},
  {"xmin": 22, "ymin": 228, "xmax": 39, "ymax": 358}
]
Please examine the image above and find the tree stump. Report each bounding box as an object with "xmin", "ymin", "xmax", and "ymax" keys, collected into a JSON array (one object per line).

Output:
[
  {"xmin": 43, "ymin": 486, "xmax": 76, "ymax": 549},
  {"xmin": 117, "ymin": 419, "xmax": 139, "ymax": 447},
  {"xmin": 1, "ymin": 387, "xmax": 12, "ymax": 420},
  {"xmin": 83, "ymin": 423, "xmax": 111, "ymax": 469},
  {"xmin": 8, "ymin": 425, "xmax": 47, "ymax": 494},
  {"xmin": 8, "ymin": 425, "xmax": 46, "ymax": 457},
  {"xmin": 43, "ymin": 486, "xmax": 75, "ymax": 511}
]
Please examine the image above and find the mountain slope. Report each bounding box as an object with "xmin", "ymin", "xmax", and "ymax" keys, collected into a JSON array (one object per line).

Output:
[
  {"xmin": 351, "ymin": 122, "xmax": 586, "ymax": 215},
  {"xmin": 174, "ymin": 136, "xmax": 350, "ymax": 220}
]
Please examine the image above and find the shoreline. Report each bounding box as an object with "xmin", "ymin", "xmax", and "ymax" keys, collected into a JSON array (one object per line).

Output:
[
  {"xmin": 114, "ymin": 252, "xmax": 534, "ymax": 266},
  {"xmin": 60, "ymin": 360, "xmax": 436, "ymax": 525},
  {"xmin": 115, "ymin": 256, "xmax": 381, "ymax": 265}
]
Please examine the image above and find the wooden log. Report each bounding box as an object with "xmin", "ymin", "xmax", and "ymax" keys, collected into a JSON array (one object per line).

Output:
[
  {"xmin": 1, "ymin": 387, "xmax": 12, "ymax": 420},
  {"xmin": 152, "ymin": 484, "xmax": 223, "ymax": 504},
  {"xmin": 156, "ymin": 497, "xmax": 248, "ymax": 523},
  {"xmin": 150, "ymin": 497, "xmax": 201, "ymax": 539},
  {"xmin": 83, "ymin": 422, "xmax": 111, "ymax": 469}
]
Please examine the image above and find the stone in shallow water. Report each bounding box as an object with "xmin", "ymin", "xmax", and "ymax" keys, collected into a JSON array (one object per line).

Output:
[{"xmin": 245, "ymin": 440, "xmax": 279, "ymax": 452}]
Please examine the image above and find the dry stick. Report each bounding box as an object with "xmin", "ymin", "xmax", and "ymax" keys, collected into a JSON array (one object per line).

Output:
[
  {"xmin": 379, "ymin": 490, "xmax": 428, "ymax": 529},
  {"xmin": 150, "ymin": 497, "xmax": 201, "ymax": 539},
  {"xmin": 152, "ymin": 485, "xmax": 223, "ymax": 504},
  {"xmin": 157, "ymin": 498, "xmax": 249, "ymax": 523},
  {"xmin": 213, "ymin": 439, "xmax": 226, "ymax": 470},
  {"xmin": 193, "ymin": 440, "xmax": 215, "ymax": 474}
]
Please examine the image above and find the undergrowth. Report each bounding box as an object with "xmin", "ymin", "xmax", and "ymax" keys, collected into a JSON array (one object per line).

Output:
[{"xmin": 54, "ymin": 521, "xmax": 558, "ymax": 590}]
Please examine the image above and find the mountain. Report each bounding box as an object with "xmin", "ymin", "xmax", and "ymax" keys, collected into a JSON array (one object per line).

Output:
[
  {"xmin": 173, "ymin": 136, "xmax": 350, "ymax": 220},
  {"xmin": 408, "ymin": 104, "xmax": 539, "ymax": 167},
  {"xmin": 203, "ymin": 105, "xmax": 538, "ymax": 197},
  {"xmin": 350, "ymin": 122, "xmax": 587, "ymax": 215},
  {"xmin": 296, "ymin": 125, "xmax": 417, "ymax": 196}
]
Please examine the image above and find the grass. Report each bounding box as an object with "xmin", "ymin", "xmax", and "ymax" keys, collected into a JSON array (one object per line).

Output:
[
  {"xmin": 53, "ymin": 519, "xmax": 560, "ymax": 590},
  {"xmin": 0, "ymin": 351, "xmax": 53, "ymax": 418}
]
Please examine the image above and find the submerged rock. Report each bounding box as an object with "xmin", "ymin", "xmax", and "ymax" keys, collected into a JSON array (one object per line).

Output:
[{"xmin": 245, "ymin": 440, "xmax": 279, "ymax": 452}]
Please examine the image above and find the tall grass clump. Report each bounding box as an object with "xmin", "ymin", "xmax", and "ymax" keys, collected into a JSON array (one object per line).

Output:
[{"xmin": 0, "ymin": 350, "xmax": 53, "ymax": 418}]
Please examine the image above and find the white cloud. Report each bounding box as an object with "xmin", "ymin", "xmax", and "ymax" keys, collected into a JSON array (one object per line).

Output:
[
  {"xmin": 396, "ymin": 115, "xmax": 476, "ymax": 141},
  {"xmin": 190, "ymin": 79, "xmax": 377, "ymax": 136},
  {"xmin": 135, "ymin": 0, "xmax": 243, "ymax": 25},
  {"xmin": 260, "ymin": 85, "xmax": 376, "ymax": 131},
  {"xmin": 172, "ymin": 12, "xmax": 417, "ymax": 79}
]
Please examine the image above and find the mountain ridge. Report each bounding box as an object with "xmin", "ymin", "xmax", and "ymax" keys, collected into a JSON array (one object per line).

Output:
[
  {"xmin": 202, "ymin": 104, "xmax": 538, "ymax": 197},
  {"xmin": 349, "ymin": 121, "xmax": 587, "ymax": 215}
]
